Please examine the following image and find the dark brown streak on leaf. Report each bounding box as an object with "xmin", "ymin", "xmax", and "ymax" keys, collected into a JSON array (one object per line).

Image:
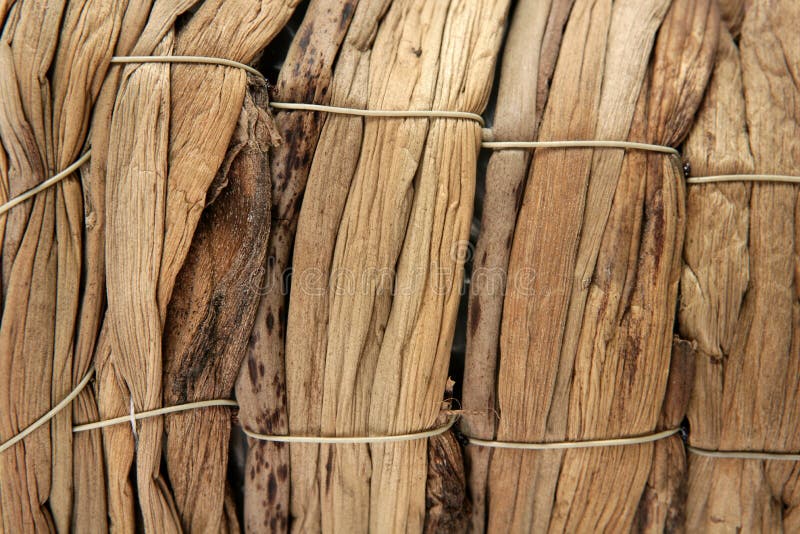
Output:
[{"xmin": 162, "ymin": 78, "xmax": 273, "ymax": 533}]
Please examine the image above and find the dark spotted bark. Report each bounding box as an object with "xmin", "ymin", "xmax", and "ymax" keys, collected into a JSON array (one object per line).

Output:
[
  {"xmin": 162, "ymin": 79, "xmax": 274, "ymax": 533},
  {"xmin": 235, "ymin": 2, "xmax": 358, "ymax": 531}
]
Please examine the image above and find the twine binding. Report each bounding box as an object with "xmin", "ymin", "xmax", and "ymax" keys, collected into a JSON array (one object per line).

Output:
[
  {"xmin": 73, "ymin": 398, "xmax": 240, "ymax": 433},
  {"xmin": 0, "ymin": 151, "xmax": 91, "ymax": 216},
  {"xmin": 686, "ymin": 174, "xmax": 800, "ymax": 184},
  {"xmin": 0, "ymin": 367, "xmax": 95, "ymax": 454},
  {"xmin": 481, "ymin": 139, "xmax": 679, "ymax": 155},
  {"xmin": 1, "ymin": 366, "xmax": 454, "ymax": 447},
  {"xmin": 465, "ymin": 428, "xmax": 681, "ymax": 450},
  {"xmin": 687, "ymin": 446, "xmax": 800, "ymax": 461},
  {"xmin": 110, "ymin": 55, "xmax": 265, "ymax": 79},
  {"xmin": 241, "ymin": 416, "xmax": 458, "ymax": 444}
]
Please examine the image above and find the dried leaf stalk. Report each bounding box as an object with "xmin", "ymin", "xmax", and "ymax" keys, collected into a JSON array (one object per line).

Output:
[
  {"xmin": 480, "ymin": 0, "xmax": 716, "ymax": 531},
  {"xmin": 286, "ymin": 0, "xmax": 508, "ymax": 532},
  {"xmin": 681, "ymin": 1, "xmax": 800, "ymax": 529}
]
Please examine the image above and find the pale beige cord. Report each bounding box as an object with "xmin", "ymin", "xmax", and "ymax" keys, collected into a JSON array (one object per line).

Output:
[
  {"xmin": 269, "ymin": 102, "xmax": 486, "ymax": 127},
  {"xmin": 0, "ymin": 151, "xmax": 91, "ymax": 216},
  {"xmin": 73, "ymin": 398, "xmax": 239, "ymax": 433},
  {"xmin": 481, "ymin": 139, "xmax": 679, "ymax": 156},
  {"xmin": 686, "ymin": 174, "xmax": 800, "ymax": 185},
  {"xmin": 110, "ymin": 55, "xmax": 265, "ymax": 79},
  {"xmin": 0, "ymin": 366, "xmax": 95, "ymax": 453},
  {"xmin": 687, "ymin": 446, "xmax": 800, "ymax": 461},
  {"xmin": 241, "ymin": 415, "xmax": 458, "ymax": 444},
  {"xmin": 465, "ymin": 427, "xmax": 680, "ymax": 450}
]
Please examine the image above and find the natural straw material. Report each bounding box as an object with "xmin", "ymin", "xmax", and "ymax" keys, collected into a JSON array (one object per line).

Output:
[
  {"xmin": 236, "ymin": 2, "xmax": 358, "ymax": 531},
  {"xmin": 93, "ymin": 2, "xmax": 298, "ymax": 532},
  {"xmin": 461, "ymin": 2, "xmax": 573, "ymax": 530}
]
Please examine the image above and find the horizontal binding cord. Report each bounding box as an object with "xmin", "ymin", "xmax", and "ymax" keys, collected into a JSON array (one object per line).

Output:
[
  {"xmin": 687, "ymin": 174, "xmax": 800, "ymax": 185},
  {"xmin": 481, "ymin": 139, "xmax": 679, "ymax": 155},
  {"xmin": 270, "ymin": 102, "xmax": 486, "ymax": 127},
  {"xmin": 110, "ymin": 55, "xmax": 265, "ymax": 79},
  {"xmin": 73, "ymin": 398, "xmax": 239, "ymax": 433},
  {"xmin": 465, "ymin": 427, "xmax": 680, "ymax": 450},
  {"xmin": 241, "ymin": 416, "xmax": 457, "ymax": 444},
  {"xmin": 687, "ymin": 446, "xmax": 800, "ymax": 461}
]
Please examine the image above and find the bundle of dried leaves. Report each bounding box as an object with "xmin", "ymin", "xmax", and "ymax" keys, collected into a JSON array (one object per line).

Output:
[
  {"xmin": 680, "ymin": 0, "xmax": 800, "ymax": 530},
  {"xmin": 464, "ymin": 0, "xmax": 717, "ymax": 531}
]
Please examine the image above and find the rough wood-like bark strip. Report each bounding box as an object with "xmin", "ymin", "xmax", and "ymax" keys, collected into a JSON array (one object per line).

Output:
[
  {"xmin": 163, "ymin": 79, "xmax": 273, "ymax": 533},
  {"xmin": 462, "ymin": 1, "xmax": 572, "ymax": 530},
  {"xmin": 315, "ymin": 2, "xmax": 456, "ymax": 531},
  {"xmin": 635, "ymin": 337, "xmax": 695, "ymax": 533},
  {"xmin": 104, "ymin": 33, "xmax": 178, "ymax": 533},
  {"xmin": 92, "ymin": 3, "xmax": 207, "ymax": 530},
  {"xmin": 489, "ymin": 1, "xmax": 616, "ymax": 528},
  {"xmin": 0, "ymin": 39, "xmax": 46, "ymax": 289},
  {"xmin": 236, "ymin": 2, "xmax": 358, "ymax": 531},
  {"xmin": 0, "ymin": 1, "xmax": 124, "ymax": 530},
  {"xmin": 71, "ymin": 1, "xmax": 158, "ymax": 527},
  {"xmin": 424, "ymin": 428, "xmax": 469, "ymax": 533},
  {"xmin": 682, "ymin": 0, "xmax": 800, "ymax": 529}
]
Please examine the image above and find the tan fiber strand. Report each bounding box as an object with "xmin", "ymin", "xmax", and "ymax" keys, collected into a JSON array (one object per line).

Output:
[
  {"xmin": 687, "ymin": 446, "xmax": 800, "ymax": 461},
  {"xmin": 466, "ymin": 428, "xmax": 681, "ymax": 450},
  {"xmin": 481, "ymin": 139, "xmax": 680, "ymax": 155},
  {"xmin": 686, "ymin": 174, "xmax": 800, "ymax": 184}
]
